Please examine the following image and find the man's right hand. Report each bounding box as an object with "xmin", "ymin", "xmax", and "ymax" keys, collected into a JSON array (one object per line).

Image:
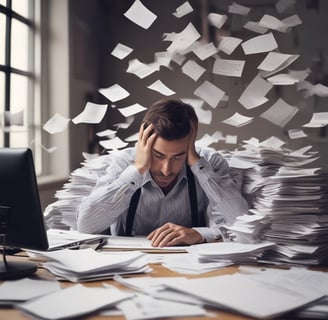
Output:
[{"xmin": 134, "ymin": 123, "xmax": 157, "ymax": 174}]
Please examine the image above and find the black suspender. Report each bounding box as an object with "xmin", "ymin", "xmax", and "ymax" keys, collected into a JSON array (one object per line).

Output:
[{"xmin": 125, "ymin": 166, "xmax": 204, "ymax": 236}]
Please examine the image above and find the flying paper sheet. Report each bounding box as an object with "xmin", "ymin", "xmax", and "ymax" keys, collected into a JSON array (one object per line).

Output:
[
  {"xmin": 258, "ymin": 52, "xmax": 299, "ymax": 73},
  {"xmin": 212, "ymin": 58, "xmax": 245, "ymax": 77},
  {"xmin": 288, "ymin": 129, "xmax": 307, "ymax": 139},
  {"xmin": 43, "ymin": 113, "xmax": 70, "ymax": 134},
  {"xmin": 194, "ymin": 80, "xmax": 225, "ymax": 108},
  {"xmin": 98, "ymin": 84, "xmax": 130, "ymax": 102},
  {"xmin": 96, "ymin": 129, "xmax": 117, "ymax": 138},
  {"xmin": 99, "ymin": 137, "xmax": 129, "ymax": 150},
  {"xmin": 207, "ymin": 13, "xmax": 227, "ymax": 29},
  {"xmin": 127, "ymin": 59, "xmax": 159, "ymax": 79},
  {"xmin": 118, "ymin": 103, "xmax": 147, "ymax": 118},
  {"xmin": 111, "ymin": 43, "xmax": 133, "ymax": 60},
  {"xmin": 303, "ymin": 112, "xmax": 328, "ymax": 128},
  {"xmin": 173, "ymin": 1, "xmax": 193, "ymax": 18},
  {"xmin": 241, "ymin": 32, "xmax": 278, "ymax": 55},
  {"xmin": 238, "ymin": 74, "xmax": 273, "ymax": 109},
  {"xmin": 72, "ymin": 102, "xmax": 108, "ymax": 124},
  {"xmin": 260, "ymin": 98, "xmax": 298, "ymax": 127},
  {"xmin": 124, "ymin": 0, "xmax": 157, "ymax": 30},
  {"xmin": 243, "ymin": 21, "xmax": 268, "ymax": 34},
  {"xmin": 217, "ymin": 36, "xmax": 242, "ymax": 55},
  {"xmin": 181, "ymin": 60, "xmax": 206, "ymax": 81},
  {"xmin": 166, "ymin": 22, "xmax": 201, "ymax": 54},
  {"xmin": 147, "ymin": 80, "xmax": 175, "ymax": 96},
  {"xmin": 222, "ymin": 112, "xmax": 254, "ymax": 127},
  {"xmin": 258, "ymin": 14, "xmax": 290, "ymax": 33},
  {"xmin": 192, "ymin": 41, "xmax": 217, "ymax": 61}
]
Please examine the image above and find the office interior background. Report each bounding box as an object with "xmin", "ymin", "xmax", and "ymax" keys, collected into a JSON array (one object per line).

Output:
[{"xmin": 1, "ymin": 0, "xmax": 327, "ymax": 210}]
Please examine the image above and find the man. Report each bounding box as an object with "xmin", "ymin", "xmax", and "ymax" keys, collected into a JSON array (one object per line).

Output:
[{"xmin": 77, "ymin": 99, "xmax": 248, "ymax": 247}]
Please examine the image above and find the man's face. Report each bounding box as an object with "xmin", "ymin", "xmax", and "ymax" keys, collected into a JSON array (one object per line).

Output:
[{"xmin": 150, "ymin": 135, "xmax": 189, "ymax": 191}]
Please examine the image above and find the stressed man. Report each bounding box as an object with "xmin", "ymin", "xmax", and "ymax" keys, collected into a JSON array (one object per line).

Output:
[{"xmin": 77, "ymin": 99, "xmax": 248, "ymax": 246}]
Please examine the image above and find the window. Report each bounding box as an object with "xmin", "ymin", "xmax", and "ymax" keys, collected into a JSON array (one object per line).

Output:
[{"xmin": 0, "ymin": 0, "xmax": 40, "ymax": 170}]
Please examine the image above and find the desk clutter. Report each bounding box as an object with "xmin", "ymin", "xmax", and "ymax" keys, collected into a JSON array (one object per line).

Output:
[{"xmin": 1, "ymin": 256, "xmax": 328, "ymax": 320}]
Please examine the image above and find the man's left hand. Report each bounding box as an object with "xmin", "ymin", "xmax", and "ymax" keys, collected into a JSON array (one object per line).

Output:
[{"xmin": 147, "ymin": 222, "xmax": 203, "ymax": 247}]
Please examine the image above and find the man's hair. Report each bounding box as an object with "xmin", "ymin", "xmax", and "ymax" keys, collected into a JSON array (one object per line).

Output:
[{"xmin": 142, "ymin": 99, "xmax": 198, "ymax": 140}]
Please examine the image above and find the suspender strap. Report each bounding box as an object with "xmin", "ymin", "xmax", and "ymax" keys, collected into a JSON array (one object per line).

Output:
[
  {"xmin": 125, "ymin": 188, "xmax": 141, "ymax": 236},
  {"xmin": 125, "ymin": 166, "xmax": 204, "ymax": 236}
]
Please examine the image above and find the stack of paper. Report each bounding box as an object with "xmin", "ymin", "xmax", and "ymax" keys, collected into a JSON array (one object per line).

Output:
[
  {"xmin": 44, "ymin": 153, "xmax": 111, "ymax": 229},
  {"xmin": 33, "ymin": 248, "xmax": 152, "ymax": 282},
  {"xmin": 224, "ymin": 140, "xmax": 328, "ymax": 265}
]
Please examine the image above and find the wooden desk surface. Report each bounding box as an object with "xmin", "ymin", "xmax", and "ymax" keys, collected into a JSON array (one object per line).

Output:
[{"xmin": 1, "ymin": 253, "xmax": 320, "ymax": 320}]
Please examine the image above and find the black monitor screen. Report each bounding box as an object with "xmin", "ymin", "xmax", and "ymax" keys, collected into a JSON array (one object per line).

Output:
[{"xmin": 0, "ymin": 148, "xmax": 49, "ymax": 251}]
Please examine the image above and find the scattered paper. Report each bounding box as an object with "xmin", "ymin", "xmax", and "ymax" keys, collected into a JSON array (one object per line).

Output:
[
  {"xmin": 243, "ymin": 21, "xmax": 268, "ymax": 34},
  {"xmin": 258, "ymin": 14, "xmax": 290, "ymax": 33},
  {"xmin": 181, "ymin": 60, "xmax": 206, "ymax": 81},
  {"xmin": 260, "ymin": 98, "xmax": 298, "ymax": 127},
  {"xmin": 173, "ymin": 1, "xmax": 193, "ymax": 18},
  {"xmin": 241, "ymin": 32, "xmax": 278, "ymax": 55},
  {"xmin": 222, "ymin": 112, "xmax": 253, "ymax": 127},
  {"xmin": 72, "ymin": 102, "xmax": 108, "ymax": 124},
  {"xmin": 213, "ymin": 58, "xmax": 245, "ymax": 77},
  {"xmin": 217, "ymin": 36, "xmax": 242, "ymax": 55},
  {"xmin": 228, "ymin": 2, "xmax": 250, "ymax": 15},
  {"xmin": 303, "ymin": 112, "xmax": 328, "ymax": 128},
  {"xmin": 99, "ymin": 137, "xmax": 129, "ymax": 150},
  {"xmin": 192, "ymin": 41, "xmax": 217, "ymax": 60},
  {"xmin": 207, "ymin": 12, "xmax": 227, "ymax": 29},
  {"xmin": 126, "ymin": 58, "xmax": 159, "ymax": 79},
  {"xmin": 124, "ymin": 0, "xmax": 157, "ymax": 30},
  {"xmin": 111, "ymin": 43, "xmax": 133, "ymax": 60},
  {"xmin": 43, "ymin": 113, "xmax": 70, "ymax": 134},
  {"xmin": 147, "ymin": 80, "xmax": 175, "ymax": 96},
  {"xmin": 194, "ymin": 80, "xmax": 225, "ymax": 108},
  {"xmin": 118, "ymin": 103, "xmax": 147, "ymax": 118},
  {"xmin": 258, "ymin": 52, "xmax": 299, "ymax": 73},
  {"xmin": 98, "ymin": 84, "xmax": 130, "ymax": 102},
  {"xmin": 238, "ymin": 74, "xmax": 273, "ymax": 109},
  {"xmin": 288, "ymin": 129, "xmax": 307, "ymax": 139}
]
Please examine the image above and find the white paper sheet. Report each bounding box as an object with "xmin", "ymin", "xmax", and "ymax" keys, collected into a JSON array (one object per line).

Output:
[
  {"xmin": 217, "ymin": 36, "xmax": 242, "ymax": 55},
  {"xmin": 213, "ymin": 58, "xmax": 245, "ymax": 77},
  {"xmin": 172, "ymin": 1, "xmax": 193, "ymax": 18},
  {"xmin": 124, "ymin": 0, "xmax": 157, "ymax": 29},
  {"xmin": 72, "ymin": 102, "xmax": 108, "ymax": 124},
  {"xmin": 111, "ymin": 43, "xmax": 133, "ymax": 60},
  {"xmin": 98, "ymin": 83, "xmax": 130, "ymax": 102},
  {"xmin": 194, "ymin": 80, "xmax": 225, "ymax": 108},
  {"xmin": 181, "ymin": 60, "xmax": 206, "ymax": 81},
  {"xmin": 222, "ymin": 112, "xmax": 253, "ymax": 127},
  {"xmin": 43, "ymin": 113, "xmax": 70, "ymax": 134},
  {"xmin": 241, "ymin": 32, "xmax": 278, "ymax": 55},
  {"xmin": 147, "ymin": 80, "xmax": 175, "ymax": 96},
  {"xmin": 118, "ymin": 103, "xmax": 147, "ymax": 118}
]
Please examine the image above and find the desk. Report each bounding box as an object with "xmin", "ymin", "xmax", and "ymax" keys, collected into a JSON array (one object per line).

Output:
[{"xmin": 0, "ymin": 254, "xmax": 324, "ymax": 320}]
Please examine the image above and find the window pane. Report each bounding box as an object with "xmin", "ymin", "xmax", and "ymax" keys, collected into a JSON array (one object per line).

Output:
[
  {"xmin": 11, "ymin": 19, "xmax": 29, "ymax": 71},
  {"xmin": 9, "ymin": 73, "xmax": 29, "ymax": 147},
  {"xmin": 0, "ymin": 72, "xmax": 4, "ymax": 147},
  {"xmin": 12, "ymin": 0, "xmax": 29, "ymax": 18},
  {"xmin": 0, "ymin": 14, "xmax": 5, "ymax": 65}
]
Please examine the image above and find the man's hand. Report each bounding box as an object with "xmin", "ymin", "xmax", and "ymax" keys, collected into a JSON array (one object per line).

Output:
[
  {"xmin": 134, "ymin": 123, "xmax": 157, "ymax": 174},
  {"xmin": 147, "ymin": 222, "xmax": 203, "ymax": 247},
  {"xmin": 187, "ymin": 118, "xmax": 200, "ymax": 166}
]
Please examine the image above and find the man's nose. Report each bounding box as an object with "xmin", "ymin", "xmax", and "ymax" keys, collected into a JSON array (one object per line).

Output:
[{"xmin": 161, "ymin": 160, "xmax": 172, "ymax": 176}]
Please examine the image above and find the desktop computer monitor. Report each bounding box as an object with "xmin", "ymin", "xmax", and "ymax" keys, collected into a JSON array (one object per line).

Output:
[{"xmin": 0, "ymin": 148, "xmax": 49, "ymax": 279}]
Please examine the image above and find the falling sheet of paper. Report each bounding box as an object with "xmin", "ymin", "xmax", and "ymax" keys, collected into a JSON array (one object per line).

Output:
[
  {"xmin": 192, "ymin": 41, "xmax": 217, "ymax": 60},
  {"xmin": 302, "ymin": 112, "xmax": 328, "ymax": 128},
  {"xmin": 147, "ymin": 80, "xmax": 175, "ymax": 96},
  {"xmin": 222, "ymin": 112, "xmax": 254, "ymax": 127},
  {"xmin": 238, "ymin": 74, "xmax": 273, "ymax": 109},
  {"xmin": 173, "ymin": 1, "xmax": 193, "ymax": 18},
  {"xmin": 194, "ymin": 80, "xmax": 225, "ymax": 108},
  {"xmin": 217, "ymin": 36, "xmax": 242, "ymax": 55},
  {"xmin": 258, "ymin": 14, "xmax": 290, "ymax": 33},
  {"xmin": 72, "ymin": 102, "xmax": 108, "ymax": 124},
  {"xmin": 213, "ymin": 58, "xmax": 245, "ymax": 77},
  {"xmin": 99, "ymin": 84, "xmax": 130, "ymax": 102},
  {"xmin": 225, "ymin": 135, "xmax": 238, "ymax": 144},
  {"xmin": 258, "ymin": 52, "xmax": 299, "ymax": 73},
  {"xmin": 267, "ymin": 73, "xmax": 300, "ymax": 85},
  {"xmin": 127, "ymin": 59, "xmax": 159, "ymax": 79},
  {"xmin": 96, "ymin": 129, "xmax": 117, "ymax": 138},
  {"xmin": 99, "ymin": 137, "xmax": 129, "ymax": 150},
  {"xmin": 243, "ymin": 21, "xmax": 268, "ymax": 34},
  {"xmin": 181, "ymin": 60, "xmax": 206, "ymax": 81},
  {"xmin": 166, "ymin": 22, "xmax": 201, "ymax": 54},
  {"xmin": 241, "ymin": 32, "xmax": 278, "ymax": 55},
  {"xmin": 118, "ymin": 103, "xmax": 147, "ymax": 118},
  {"xmin": 259, "ymin": 136, "xmax": 285, "ymax": 149},
  {"xmin": 260, "ymin": 98, "xmax": 298, "ymax": 127},
  {"xmin": 207, "ymin": 13, "xmax": 227, "ymax": 29},
  {"xmin": 111, "ymin": 43, "xmax": 133, "ymax": 60},
  {"xmin": 228, "ymin": 2, "xmax": 250, "ymax": 15},
  {"xmin": 288, "ymin": 129, "xmax": 307, "ymax": 139},
  {"xmin": 43, "ymin": 113, "xmax": 70, "ymax": 134},
  {"xmin": 124, "ymin": 0, "xmax": 157, "ymax": 30}
]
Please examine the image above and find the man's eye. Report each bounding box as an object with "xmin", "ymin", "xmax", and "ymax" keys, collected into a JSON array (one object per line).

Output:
[
  {"xmin": 154, "ymin": 153, "xmax": 164, "ymax": 159},
  {"xmin": 173, "ymin": 156, "xmax": 182, "ymax": 160}
]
